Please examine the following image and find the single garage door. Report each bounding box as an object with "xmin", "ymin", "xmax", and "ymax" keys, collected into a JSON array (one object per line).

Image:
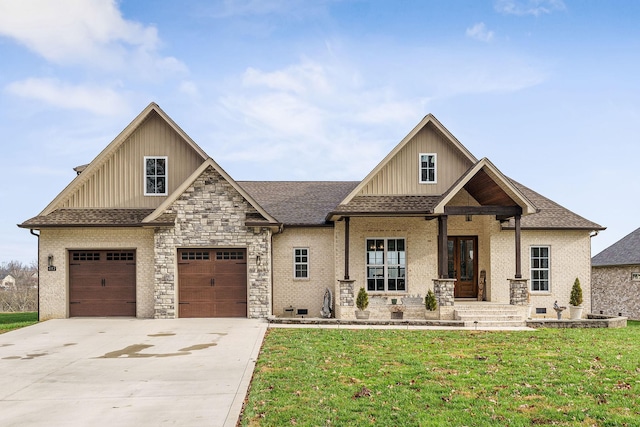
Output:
[
  {"xmin": 178, "ymin": 248, "xmax": 247, "ymax": 318},
  {"xmin": 69, "ymin": 250, "xmax": 136, "ymax": 317}
]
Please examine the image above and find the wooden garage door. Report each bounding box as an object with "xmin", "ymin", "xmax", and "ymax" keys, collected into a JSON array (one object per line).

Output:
[
  {"xmin": 69, "ymin": 250, "xmax": 136, "ymax": 317},
  {"xmin": 178, "ymin": 249, "xmax": 247, "ymax": 318}
]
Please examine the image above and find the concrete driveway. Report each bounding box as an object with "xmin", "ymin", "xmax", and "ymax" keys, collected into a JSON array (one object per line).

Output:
[{"xmin": 0, "ymin": 318, "xmax": 267, "ymax": 427}]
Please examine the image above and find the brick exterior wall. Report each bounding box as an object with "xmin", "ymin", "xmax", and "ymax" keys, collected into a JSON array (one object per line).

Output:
[
  {"xmin": 272, "ymin": 227, "xmax": 334, "ymax": 317},
  {"xmin": 38, "ymin": 228, "xmax": 155, "ymax": 320},
  {"xmin": 154, "ymin": 166, "xmax": 272, "ymax": 319},
  {"xmin": 490, "ymin": 227, "xmax": 593, "ymax": 318},
  {"xmin": 592, "ymin": 265, "xmax": 640, "ymax": 320}
]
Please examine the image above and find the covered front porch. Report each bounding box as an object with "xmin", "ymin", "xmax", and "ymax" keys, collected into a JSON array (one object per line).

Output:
[{"xmin": 329, "ymin": 159, "xmax": 536, "ymax": 322}]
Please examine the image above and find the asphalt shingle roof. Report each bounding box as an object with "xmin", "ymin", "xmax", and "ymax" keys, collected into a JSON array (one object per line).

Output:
[
  {"xmin": 239, "ymin": 181, "xmax": 359, "ymax": 225},
  {"xmin": 19, "ymin": 209, "xmax": 175, "ymax": 228},
  {"xmin": 500, "ymin": 180, "xmax": 604, "ymax": 231},
  {"xmin": 592, "ymin": 227, "xmax": 640, "ymax": 267}
]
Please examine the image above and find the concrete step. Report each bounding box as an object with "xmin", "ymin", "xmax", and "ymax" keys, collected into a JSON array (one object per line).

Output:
[
  {"xmin": 462, "ymin": 320, "xmax": 527, "ymax": 328},
  {"xmin": 456, "ymin": 314, "xmax": 523, "ymax": 322}
]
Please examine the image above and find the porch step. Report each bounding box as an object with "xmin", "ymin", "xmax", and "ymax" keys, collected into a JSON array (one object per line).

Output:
[{"xmin": 454, "ymin": 304, "xmax": 526, "ymax": 328}]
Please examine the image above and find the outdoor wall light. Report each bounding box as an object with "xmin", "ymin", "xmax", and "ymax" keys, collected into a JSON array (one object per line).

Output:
[
  {"xmin": 47, "ymin": 254, "xmax": 56, "ymax": 271},
  {"xmin": 256, "ymin": 254, "xmax": 261, "ymax": 265}
]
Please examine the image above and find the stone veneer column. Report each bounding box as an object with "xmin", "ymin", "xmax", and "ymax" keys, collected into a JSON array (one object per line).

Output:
[
  {"xmin": 509, "ymin": 278, "xmax": 529, "ymax": 305},
  {"xmin": 337, "ymin": 279, "xmax": 355, "ymax": 319},
  {"xmin": 433, "ymin": 278, "xmax": 456, "ymax": 320}
]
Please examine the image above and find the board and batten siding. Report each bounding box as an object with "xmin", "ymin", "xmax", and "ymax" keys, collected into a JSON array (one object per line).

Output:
[
  {"xmin": 359, "ymin": 123, "xmax": 474, "ymax": 195},
  {"xmin": 57, "ymin": 112, "xmax": 205, "ymax": 209}
]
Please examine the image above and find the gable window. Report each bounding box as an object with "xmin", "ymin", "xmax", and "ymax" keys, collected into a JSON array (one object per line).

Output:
[
  {"xmin": 366, "ymin": 238, "xmax": 406, "ymax": 292},
  {"xmin": 294, "ymin": 248, "xmax": 309, "ymax": 279},
  {"xmin": 531, "ymin": 246, "xmax": 550, "ymax": 292},
  {"xmin": 419, "ymin": 153, "xmax": 437, "ymax": 184},
  {"xmin": 145, "ymin": 156, "xmax": 167, "ymax": 195}
]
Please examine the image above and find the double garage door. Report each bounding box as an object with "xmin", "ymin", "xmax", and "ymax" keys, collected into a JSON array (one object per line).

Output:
[
  {"xmin": 68, "ymin": 248, "xmax": 248, "ymax": 318},
  {"xmin": 178, "ymin": 249, "xmax": 248, "ymax": 318}
]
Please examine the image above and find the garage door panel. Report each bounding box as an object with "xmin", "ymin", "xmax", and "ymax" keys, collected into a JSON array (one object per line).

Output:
[
  {"xmin": 69, "ymin": 250, "xmax": 136, "ymax": 317},
  {"xmin": 178, "ymin": 248, "xmax": 247, "ymax": 318},
  {"xmin": 70, "ymin": 300, "xmax": 136, "ymax": 317}
]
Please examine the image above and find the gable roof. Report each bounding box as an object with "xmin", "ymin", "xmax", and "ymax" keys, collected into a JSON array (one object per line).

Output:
[
  {"xmin": 39, "ymin": 102, "xmax": 209, "ymax": 216},
  {"xmin": 340, "ymin": 114, "xmax": 477, "ymax": 205},
  {"xmin": 592, "ymin": 227, "xmax": 640, "ymax": 267},
  {"xmin": 143, "ymin": 159, "xmax": 280, "ymax": 227},
  {"xmin": 433, "ymin": 158, "xmax": 537, "ymax": 216}
]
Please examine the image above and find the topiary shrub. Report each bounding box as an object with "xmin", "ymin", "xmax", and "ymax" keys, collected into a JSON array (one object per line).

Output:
[
  {"xmin": 356, "ymin": 287, "xmax": 369, "ymax": 311},
  {"xmin": 569, "ymin": 277, "xmax": 583, "ymax": 307},
  {"xmin": 425, "ymin": 289, "xmax": 437, "ymax": 311}
]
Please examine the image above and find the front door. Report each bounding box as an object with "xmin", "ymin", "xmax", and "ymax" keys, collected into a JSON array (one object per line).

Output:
[{"xmin": 448, "ymin": 236, "xmax": 478, "ymax": 298}]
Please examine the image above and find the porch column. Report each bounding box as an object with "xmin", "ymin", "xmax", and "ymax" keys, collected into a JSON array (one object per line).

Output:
[
  {"xmin": 344, "ymin": 216, "xmax": 350, "ymax": 280},
  {"xmin": 438, "ymin": 215, "xmax": 448, "ymax": 279},
  {"xmin": 515, "ymin": 214, "xmax": 522, "ymax": 279}
]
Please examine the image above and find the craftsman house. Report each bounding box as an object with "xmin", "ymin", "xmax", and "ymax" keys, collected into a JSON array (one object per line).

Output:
[
  {"xmin": 592, "ymin": 227, "xmax": 640, "ymax": 320},
  {"xmin": 19, "ymin": 103, "xmax": 604, "ymax": 321}
]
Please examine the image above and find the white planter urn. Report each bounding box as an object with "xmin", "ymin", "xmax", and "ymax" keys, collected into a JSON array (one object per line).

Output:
[{"xmin": 569, "ymin": 305, "xmax": 583, "ymax": 320}]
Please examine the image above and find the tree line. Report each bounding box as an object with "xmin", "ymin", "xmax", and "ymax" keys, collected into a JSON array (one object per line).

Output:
[{"xmin": 1, "ymin": 260, "xmax": 38, "ymax": 312}]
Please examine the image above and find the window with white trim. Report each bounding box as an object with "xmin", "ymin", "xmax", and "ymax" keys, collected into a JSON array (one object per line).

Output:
[
  {"xmin": 531, "ymin": 246, "xmax": 550, "ymax": 291},
  {"xmin": 366, "ymin": 238, "xmax": 406, "ymax": 292},
  {"xmin": 419, "ymin": 153, "xmax": 437, "ymax": 184},
  {"xmin": 144, "ymin": 156, "xmax": 167, "ymax": 195},
  {"xmin": 294, "ymin": 248, "xmax": 309, "ymax": 279}
]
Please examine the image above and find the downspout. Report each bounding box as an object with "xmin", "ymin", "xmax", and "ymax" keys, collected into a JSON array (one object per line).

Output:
[
  {"xmin": 30, "ymin": 229, "xmax": 40, "ymax": 322},
  {"xmin": 589, "ymin": 230, "xmax": 599, "ymax": 314}
]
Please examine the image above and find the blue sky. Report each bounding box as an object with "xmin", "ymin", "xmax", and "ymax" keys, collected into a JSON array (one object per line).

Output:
[{"xmin": 1, "ymin": 0, "xmax": 639, "ymax": 264}]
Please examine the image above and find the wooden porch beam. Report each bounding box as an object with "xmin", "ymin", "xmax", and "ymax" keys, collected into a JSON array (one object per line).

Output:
[
  {"xmin": 344, "ymin": 216, "xmax": 350, "ymax": 280},
  {"xmin": 444, "ymin": 206, "xmax": 522, "ymax": 216},
  {"xmin": 438, "ymin": 215, "xmax": 448, "ymax": 279},
  {"xmin": 515, "ymin": 214, "xmax": 522, "ymax": 279}
]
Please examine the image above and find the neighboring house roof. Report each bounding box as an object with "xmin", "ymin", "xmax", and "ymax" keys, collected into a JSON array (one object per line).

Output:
[
  {"xmin": 592, "ymin": 227, "xmax": 640, "ymax": 267},
  {"xmin": 239, "ymin": 181, "xmax": 359, "ymax": 225}
]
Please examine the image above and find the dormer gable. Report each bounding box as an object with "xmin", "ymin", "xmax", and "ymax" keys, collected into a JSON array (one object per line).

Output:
[
  {"xmin": 40, "ymin": 103, "xmax": 208, "ymax": 215},
  {"xmin": 342, "ymin": 114, "xmax": 477, "ymax": 203}
]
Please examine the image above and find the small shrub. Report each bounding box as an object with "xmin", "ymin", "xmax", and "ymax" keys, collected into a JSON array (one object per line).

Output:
[
  {"xmin": 570, "ymin": 277, "xmax": 583, "ymax": 307},
  {"xmin": 425, "ymin": 290, "xmax": 437, "ymax": 311},
  {"xmin": 356, "ymin": 287, "xmax": 369, "ymax": 311}
]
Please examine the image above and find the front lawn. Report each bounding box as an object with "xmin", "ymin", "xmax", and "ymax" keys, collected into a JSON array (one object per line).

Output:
[
  {"xmin": 242, "ymin": 322, "xmax": 640, "ymax": 426},
  {"xmin": 0, "ymin": 312, "xmax": 38, "ymax": 334}
]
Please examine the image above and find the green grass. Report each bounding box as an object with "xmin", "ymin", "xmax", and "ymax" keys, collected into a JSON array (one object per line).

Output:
[
  {"xmin": 242, "ymin": 322, "xmax": 640, "ymax": 426},
  {"xmin": 0, "ymin": 312, "xmax": 38, "ymax": 334}
]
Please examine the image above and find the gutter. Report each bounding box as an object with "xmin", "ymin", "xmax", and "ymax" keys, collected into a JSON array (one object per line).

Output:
[{"xmin": 29, "ymin": 229, "xmax": 40, "ymax": 322}]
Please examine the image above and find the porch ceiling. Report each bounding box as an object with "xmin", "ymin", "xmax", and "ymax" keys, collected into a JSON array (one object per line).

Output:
[{"xmin": 463, "ymin": 169, "xmax": 518, "ymax": 207}]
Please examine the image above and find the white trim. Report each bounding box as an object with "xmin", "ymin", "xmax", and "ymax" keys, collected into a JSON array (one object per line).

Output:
[
  {"xmin": 530, "ymin": 245, "xmax": 551, "ymax": 292},
  {"xmin": 293, "ymin": 247, "xmax": 309, "ymax": 279},
  {"xmin": 631, "ymin": 272, "xmax": 640, "ymax": 282},
  {"xmin": 418, "ymin": 153, "xmax": 437, "ymax": 184},
  {"xmin": 144, "ymin": 156, "xmax": 168, "ymax": 196}
]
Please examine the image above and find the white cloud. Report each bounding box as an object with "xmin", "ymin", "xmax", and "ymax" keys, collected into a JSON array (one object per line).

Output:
[
  {"xmin": 494, "ymin": 0, "xmax": 566, "ymax": 16},
  {"xmin": 209, "ymin": 0, "xmax": 333, "ymax": 18},
  {"xmin": 466, "ymin": 23, "xmax": 494, "ymax": 42},
  {"xmin": 0, "ymin": 0, "xmax": 185, "ymax": 75},
  {"xmin": 6, "ymin": 78, "xmax": 129, "ymax": 116}
]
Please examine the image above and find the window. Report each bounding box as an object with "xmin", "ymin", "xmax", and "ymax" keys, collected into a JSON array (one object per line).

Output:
[
  {"xmin": 419, "ymin": 153, "xmax": 436, "ymax": 183},
  {"xmin": 530, "ymin": 246, "xmax": 550, "ymax": 291},
  {"xmin": 366, "ymin": 238, "xmax": 406, "ymax": 292},
  {"xmin": 632, "ymin": 272, "xmax": 640, "ymax": 282},
  {"xmin": 145, "ymin": 156, "xmax": 167, "ymax": 195},
  {"xmin": 294, "ymin": 248, "xmax": 309, "ymax": 278}
]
